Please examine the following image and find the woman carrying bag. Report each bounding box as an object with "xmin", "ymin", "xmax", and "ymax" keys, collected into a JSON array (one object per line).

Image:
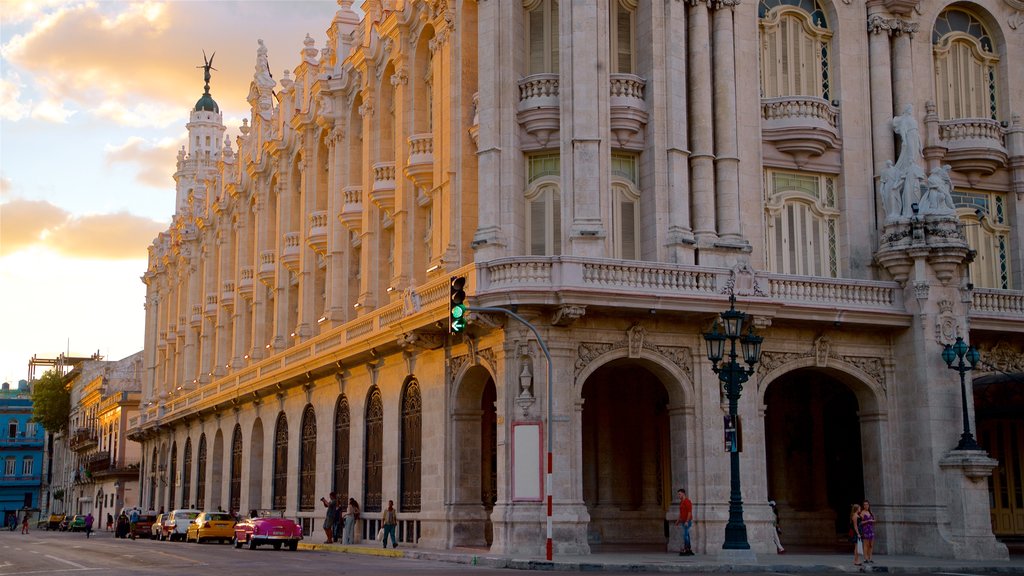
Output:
[{"xmin": 850, "ymin": 504, "xmax": 864, "ymax": 570}]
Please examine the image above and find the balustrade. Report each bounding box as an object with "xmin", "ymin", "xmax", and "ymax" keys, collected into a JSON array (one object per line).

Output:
[
  {"xmin": 517, "ymin": 74, "xmax": 560, "ymax": 149},
  {"xmin": 281, "ymin": 232, "xmax": 302, "ymax": 272},
  {"xmin": 937, "ymin": 118, "xmax": 1007, "ymax": 176},
  {"xmin": 760, "ymin": 96, "xmax": 841, "ymax": 161},
  {"xmin": 307, "ymin": 210, "xmax": 329, "ymax": 256},
  {"xmin": 258, "ymin": 250, "xmax": 276, "ymax": 286}
]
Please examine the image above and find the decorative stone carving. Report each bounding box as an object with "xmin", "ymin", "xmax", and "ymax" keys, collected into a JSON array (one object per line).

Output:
[
  {"xmin": 981, "ymin": 342, "xmax": 1024, "ymax": 374},
  {"xmin": 551, "ymin": 305, "xmax": 586, "ymax": 327},
  {"xmin": 814, "ymin": 335, "xmax": 830, "ymax": 367},
  {"xmin": 1010, "ymin": 11, "xmax": 1024, "ymax": 30},
  {"xmin": 627, "ymin": 324, "xmax": 646, "ymax": 358},
  {"xmin": 448, "ymin": 354, "xmax": 468, "ymax": 385},
  {"xmin": 722, "ymin": 261, "xmax": 766, "ymax": 296},
  {"xmin": 575, "ymin": 342, "xmax": 615, "ymax": 376},
  {"xmin": 914, "ymin": 281, "xmax": 930, "ymax": 300},
  {"xmin": 843, "ymin": 356, "xmax": 886, "ymax": 393},
  {"xmin": 757, "ymin": 346, "xmax": 887, "ymax": 394},
  {"xmin": 397, "ymin": 331, "xmax": 443, "ymax": 351},
  {"xmin": 575, "ymin": 335, "xmax": 692, "ymax": 382}
]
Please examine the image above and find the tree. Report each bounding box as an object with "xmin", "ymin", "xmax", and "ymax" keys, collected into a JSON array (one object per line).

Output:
[{"xmin": 31, "ymin": 370, "xmax": 70, "ymax": 434}]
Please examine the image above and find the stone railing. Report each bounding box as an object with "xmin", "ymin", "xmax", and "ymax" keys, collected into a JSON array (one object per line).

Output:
[
  {"xmin": 190, "ymin": 304, "xmax": 202, "ymax": 326},
  {"xmin": 761, "ymin": 96, "xmax": 840, "ymax": 158},
  {"xmin": 372, "ymin": 161, "xmax": 397, "ymax": 185},
  {"xmin": 221, "ymin": 280, "xmax": 235, "ymax": 307},
  {"xmin": 370, "ymin": 161, "xmax": 397, "ymax": 214},
  {"xmin": 157, "ymin": 331, "xmax": 167, "ymax": 349},
  {"xmin": 609, "ymin": 73, "xmax": 645, "ymax": 101},
  {"xmin": 972, "ymin": 288, "xmax": 1024, "ymax": 317},
  {"xmin": 408, "ymin": 133, "xmax": 433, "ymax": 157},
  {"xmin": 307, "ymin": 210, "xmax": 328, "ymax": 256},
  {"xmin": 281, "ymin": 232, "xmax": 301, "ymax": 272},
  {"xmin": 937, "ymin": 118, "xmax": 1008, "ymax": 176},
  {"xmin": 258, "ymin": 251, "xmax": 276, "ymax": 286},
  {"xmin": 204, "ymin": 294, "xmax": 218, "ymax": 317},
  {"xmin": 517, "ymin": 73, "xmax": 560, "ymax": 105},
  {"xmin": 517, "ymin": 73, "xmax": 561, "ymax": 149},
  {"xmin": 939, "ymin": 118, "xmax": 1005, "ymax": 144}
]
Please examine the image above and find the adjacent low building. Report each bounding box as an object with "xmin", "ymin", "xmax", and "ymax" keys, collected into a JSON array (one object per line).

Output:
[{"xmin": 1, "ymin": 381, "xmax": 44, "ymax": 528}]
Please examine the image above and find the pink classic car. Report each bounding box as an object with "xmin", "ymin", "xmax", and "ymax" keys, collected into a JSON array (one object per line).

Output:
[{"xmin": 233, "ymin": 510, "xmax": 302, "ymax": 551}]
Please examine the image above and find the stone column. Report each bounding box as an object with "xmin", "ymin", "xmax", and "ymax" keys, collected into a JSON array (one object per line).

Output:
[
  {"xmin": 296, "ymin": 154, "xmax": 317, "ymax": 341},
  {"xmin": 273, "ymin": 177, "xmax": 292, "ymax": 347},
  {"xmin": 200, "ymin": 231, "xmax": 217, "ymax": 384},
  {"xmin": 688, "ymin": 1, "xmax": 717, "ymax": 245},
  {"xmin": 939, "ymin": 451, "xmax": 1008, "ymax": 559},
  {"xmin": 663, "ymin": 0, "xmax": 694, "ymax": 260},
  {"xmin": 712, "ymin": 0, "xmax": 742, "ymax": 247},
  {"xmin": 251, "ymin": 190, "xmax": 269, "ymax": 360},
  {"xmin": 390, "ymin": 57, "xmax": 412, "ymax": 293},
  {"xmin": 142, "ymin": 279, "xmax": 158, "ymax": 402},
  {"xmin": 326, "ymin": 126, "xmax": 348, "ymax": 327},
  {"xmin": 231, "ymin": 210, "xmax": 251, "ymax": 367},
  {"xmin": 890, "ymin": 18, "xmax": 918, "ymax": 114},
  {"xmin": 867, "ymin": 9, "xmax": 895, "ymax": 218},
  {"xmin": 183, "ymin": 246, "xmax": 201, "ymax": 389},
  {"xmin": 214, "ymin": 225, "xmax": 232, "ymax": 376}
]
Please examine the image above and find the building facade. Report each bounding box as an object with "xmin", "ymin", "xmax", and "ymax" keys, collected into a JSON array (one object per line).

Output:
[
  {"xmin": 129, "ymin": 0, "xmax": 1023, "ymax": 559},
  {"xmin": 1, "ymin": 381, "xmax": 44, "ymax": 528},
  {"xmin": 50, "ymin": 353, "xmax": 144, "ymax": 518}
]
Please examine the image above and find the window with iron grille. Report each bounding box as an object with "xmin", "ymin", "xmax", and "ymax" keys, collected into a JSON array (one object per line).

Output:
[
  {"xmin": 149, "ymin": 447, "xmax": 157, "ymax": 510},
  {"xmin": 759, "ymin": 0, "xmax": 831, "ymax": 100},
  {"xmin": 953, "ymin": 189, "xmax": 1012, "ymax": 289},
  {"xmin": 933, "ymin": 8, "xmax": 1000, "ymax": 120},
  {"xmin": 400, "ymin": 379, "xmax": 422, "ymax": 512},
  {"xmin": 334, "ymin": 396, "xmax": 350, "ymax": 499},
  {"xmin": 273, "ymin": 413, "xmax": 289, "ymax": 510},
  {"xmin": 364, "ymin": 388, "xmax": 383, "ymax": 513},
  {"xmin": 300, "ymin": 405, "xmax": 317, "ymax": 511},
  {"xmin": 169, "ymin": 442, "xmax": 178, "ymax": 509},
  {"xmin": 197, "ymin": 434, "xmax": 207, "ymax": 510},
  {"xmin": 764, "ymin": 170, "xmax": 840, "ymax": 278},
  {"xmin": 182, "ymin": 438, "xmax": 192, "ymax": 507},
  {"xmin": 230, "ymin": 425, "xmax": 243, "ymax": 513}
]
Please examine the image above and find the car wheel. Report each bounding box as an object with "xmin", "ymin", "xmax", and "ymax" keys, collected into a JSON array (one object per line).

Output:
[
  {"xmin": 248, "ymin": 537, "xmax": 257, "ymax": 550},
  {"xmin": 233, "ymin": 537, "xmax": 242, "ymax": 549},
  {"xmin": 288, "ymin": 540, "xmax": 298, "ymax": 551}
]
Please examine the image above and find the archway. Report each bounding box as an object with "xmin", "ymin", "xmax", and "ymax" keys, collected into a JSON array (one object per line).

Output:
[
  {"xmin": 974, "ymin": 372, "xmax": 1024, "ymax": 539},
  {"xmin": 764, "ymin": 368, "xmax": 864, "ymax": 546},
  {"xmin": 449, "ymin": 365, "xmax": 497, "ymax": 548},
  {"xmin": 211, "ymin": 429, "xmax": 224, "ymax": 510},
  {"xmin": 580, "ymin": 361, "xmax": 672, "ymax": 547},
  {"xmin": 248, "ymin": 418, "xmax": 264, "ymax": 511}
]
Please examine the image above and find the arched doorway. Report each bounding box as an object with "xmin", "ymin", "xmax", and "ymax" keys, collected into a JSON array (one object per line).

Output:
[
  {"xmin": 764, "ymin": 369, "xmax": 864, "ymax": 547},
  {"xmin": 974, "ymin": 372, "xmax": 1024, "ymax": 539},
  {"xmin": 450, "ymin": 365, "xmax": 497, "ymax": 548},
  {"xmin": 580, "ymin": 361, "xmax": 672, "ymax": 547},
  {"xmin": 249, "ymin": 418, "xmax": 264, "ymax": 511}
]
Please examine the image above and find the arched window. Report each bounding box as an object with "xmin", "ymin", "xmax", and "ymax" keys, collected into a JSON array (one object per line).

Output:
[
  {"xmin": 611, "ymin": 153, "xmax": 640, "ymax": 260},
  {"xmin": 400, "ymin": 379, "xmax": 422, "ymax": 512},
  {"xmin": 169, "ymin": 442, "xmax": 178, "ymax": 509},
  {"xmin": 526, "ymin": 153, "xmax": 561, "ymax": 256},
  {"xmin": 610, "ymin": 0, "xmax": 636, "ymax": 74},
  {"xmin": 525, "ymin": 0, "xmax": 559, "ymax": 75},
  {"xmin": 954, "ymin": 189, "xmax": 1012, "ymax": 289},
  {"xmin": 196, "ymin": 434, "xmax": 207, "ymax": 510},
  {"xmin": 230, "ymin": 425, "xmax": 243, "ymax": 513},
  {"xmin": 759, "ymin": 0, "xmax": 832, "ymax": 99},
  {"xmin": 273, "ymin": 413, "xmax": 289, "ymax": 510},
  {"xmin": 334, "ymin": 396, "xmax": 350, "ymax": 499},
  {"xmin": 764, "ymin": 170, "xmax": 839, "ymax": 277},
  {"xmin": 7, "ymin": 418, "xmax": 16, "ymax": 438},
  {"xmin": 182, "ymin": 438, "xmax": 192, "ymax": 507},
  {"xmin": 364, "ymin": 387, "xmax": 383, "ymax": 513},
  {"xmin": 149, "ymin": 447, "xmax": 158, "ymax": 510},
  {"xmin": 933, "ymin": 8, "xmax": 999, "ymax": 120},
  {"xmin": 299, "ymin": 405, "xmax": 317, "ymax": 511}
]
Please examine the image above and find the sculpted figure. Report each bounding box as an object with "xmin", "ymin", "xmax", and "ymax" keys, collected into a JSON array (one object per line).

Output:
[
  {"xmin": 922, "ymin": 164, "xmax": 956, "ymax": 216},
  {"xmin": 891, "ymin": 105, "xmax": 926, "ymax": 218},
  {"xmin": 878, "ymin": 160, "xmax": 903, "ymax": 221}
]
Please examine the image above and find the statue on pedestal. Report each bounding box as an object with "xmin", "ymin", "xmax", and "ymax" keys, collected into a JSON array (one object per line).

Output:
[{"xmin": 880, "ymin": 105, "xmax": 929, "ymax": 221}]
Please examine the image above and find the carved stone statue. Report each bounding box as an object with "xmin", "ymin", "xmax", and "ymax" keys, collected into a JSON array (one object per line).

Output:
[
  {"xmin": 921, "ymin": 164, "xmax": 956, "ymax": 216},
  {"xmin": 881, "ymin": 104, "xmax": 928, "ymax": 219},
  {"xmin": 879, "ymin": 160, "xmax": 902, "ymax": 221}
]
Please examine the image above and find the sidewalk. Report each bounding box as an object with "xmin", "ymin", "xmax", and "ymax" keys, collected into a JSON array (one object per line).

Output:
[{"xmin": 299, "ymin": 541, "xmax": 1024, "ymax": 573}]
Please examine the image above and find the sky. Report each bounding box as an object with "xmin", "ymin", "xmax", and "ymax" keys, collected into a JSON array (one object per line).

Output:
[{"xmin": 0, "ymin": 0, "xmax": 353, "ymax": 385}]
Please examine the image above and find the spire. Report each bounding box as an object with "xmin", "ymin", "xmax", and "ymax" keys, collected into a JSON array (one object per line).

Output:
[{"xmin": 194, "ymin": 50, "xmax": 220, "ymax": 113}]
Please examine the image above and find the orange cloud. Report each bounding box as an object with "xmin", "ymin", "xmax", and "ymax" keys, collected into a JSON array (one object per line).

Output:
[
  {"xmin": 0, "ymin": 198, "xmax": 165, "ymax": 259},
  {"xmin": 105, "ymin": 136, "xmax": 181, "ymax": 189}
]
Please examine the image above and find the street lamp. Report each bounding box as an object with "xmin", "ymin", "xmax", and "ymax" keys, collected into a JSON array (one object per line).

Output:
[
  {"xmin": 941, "ymin": 336, "xmax": 982, "ymax": 451},
  {"xmin": 703, "ymin": 295, "xmax": 763, "ymax": 550}
]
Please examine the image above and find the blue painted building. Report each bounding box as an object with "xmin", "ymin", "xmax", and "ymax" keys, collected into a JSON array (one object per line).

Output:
[{"xmin": 1, "ymin": 381, "xmax": 44, "ymax": 529}]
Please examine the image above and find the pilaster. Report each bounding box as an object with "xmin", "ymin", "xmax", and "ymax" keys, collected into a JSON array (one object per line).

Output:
[
  {"xmin": 711, "ymin": 0, "xmax": 744, "ymax": 248},
  {"xmin": 688, "ymin": 0, "xmax": 717, "ymax": 246}
]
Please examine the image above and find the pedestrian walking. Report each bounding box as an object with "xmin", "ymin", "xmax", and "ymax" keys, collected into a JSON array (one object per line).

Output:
[
  {"xmin": 106, "ymin": 512, "xmax": 114, "ymax": 532},
  {"xmin": 860, "ymin": 500, "xmax": 876, "ymax": 564},
  {"xmin": 21, "ymin": 510, "xmax": 31, "ymax": 534},
  {"xmin": 128, "ymin": 508, "xmax": 139, "ymax": 540},
  {"xmin": 84, "ymin": 512, "xmax": 94, "ymax": 538},
  {"xmin": 850, "ymin": 503, "xmax": 864, "ymax": 570},
  {"xmin": 381, "ymin": 500, "xmax": 398, "ymax": 548},
  {"xmin": 675, "ymin": 488, "xmax": 693, "ymax": 556},
  {"xmin": 769, "ymin": 500, "xmax": 785, "ymax": 554},
  {"xmin": 321, "ymin": 492, "xmax": 338, "ymax": 543},
  {"xmin": 342, "ymin": 498, "xmax": 360, "ymax": 544}
]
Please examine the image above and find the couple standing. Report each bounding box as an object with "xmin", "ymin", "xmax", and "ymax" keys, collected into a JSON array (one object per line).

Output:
[{"xmin": 321, "ymin": 493, "xmax": 360, "ymax": 544}]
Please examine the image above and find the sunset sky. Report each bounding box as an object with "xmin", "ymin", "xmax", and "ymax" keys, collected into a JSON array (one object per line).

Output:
[{"xmin": 0, "ymin": 0, "xmax": 349, "ymax": 384}]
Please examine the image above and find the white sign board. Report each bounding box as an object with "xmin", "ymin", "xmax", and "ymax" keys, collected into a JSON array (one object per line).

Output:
[{"xmin": 512, "ymin": 422, "xmax": 542, "ymax": 501}]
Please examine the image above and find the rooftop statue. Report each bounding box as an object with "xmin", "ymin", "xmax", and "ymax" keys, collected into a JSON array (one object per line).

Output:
[{"xmin": 879, "ymin": 105, "xmax": 928, "ymax": 221}]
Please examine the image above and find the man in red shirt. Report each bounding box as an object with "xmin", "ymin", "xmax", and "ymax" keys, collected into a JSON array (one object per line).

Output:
[{"xmin": 675, "ymin": 488, "xmax": 693, "ymax": 555}]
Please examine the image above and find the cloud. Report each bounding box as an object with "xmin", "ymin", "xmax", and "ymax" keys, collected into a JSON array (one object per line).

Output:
[
  {"xmin": 105, "ymin": 136, "xmax": 181, "ymax": 188},
  {"xmin": 0, "ymin": 198, "xmax": 165, "ymax": 259},
  {"xmin": 0, "ymin": 72, "xmax": 32, "ymax": 121},
  {"xmin": 0, "ymin": 0, "xmax": 76, "ymax": 26},
  {"xmin": 0, "ymin": 176, "xmax": 11, "ymax": 198}
]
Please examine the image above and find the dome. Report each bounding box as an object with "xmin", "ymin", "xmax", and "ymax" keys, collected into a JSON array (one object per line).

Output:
[{"xmin": 194, "ymin": 92, "xmax": 219, "ymax": 113}]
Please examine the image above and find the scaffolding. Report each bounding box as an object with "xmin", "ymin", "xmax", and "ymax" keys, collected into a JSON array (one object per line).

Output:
[{"xmin": 27, "ymin": 351, "xmax": 102, "ymax": 383}]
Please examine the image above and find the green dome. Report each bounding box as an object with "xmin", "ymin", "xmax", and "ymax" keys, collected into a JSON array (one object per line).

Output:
[{"xmin": 194, "ymin": 92, "xmax": 219, "ymax": 113}]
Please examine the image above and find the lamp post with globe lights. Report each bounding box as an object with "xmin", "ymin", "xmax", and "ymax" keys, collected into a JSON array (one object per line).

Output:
[{"xmin": 941, "ymin": 336, "xmax": 982, "ymax": 451}]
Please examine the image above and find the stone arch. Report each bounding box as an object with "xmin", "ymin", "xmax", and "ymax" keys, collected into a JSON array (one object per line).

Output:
[
  {"xmin": 196, "ymin": 433, "xmax": 208, "ymax": 509},
  {"xmin": 249, "ymin": 417, "xmax": 264, "ymax": 511},
  {"xmin": 448, "ymin": 363, "xmax": 498, "ymax": 548},
  {"xmin": 574, "ymin": 345, "xmax": 694, "ymax": 407},
  {"xmin": 399, "ymin": 377, "xmax": 422, "ymax": 512},
  {"xmin": 211, "ymin": 428, "xmax": 225, "ymax": 510},
  {"xmin": 334, "ymin": 394, "xmax": 351, "ymax": 500}
]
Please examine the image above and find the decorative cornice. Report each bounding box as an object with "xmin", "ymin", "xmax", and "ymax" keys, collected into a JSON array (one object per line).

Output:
[{"xmin": 867, "ymin": 14, "xmax": 919, "ymax": 36}]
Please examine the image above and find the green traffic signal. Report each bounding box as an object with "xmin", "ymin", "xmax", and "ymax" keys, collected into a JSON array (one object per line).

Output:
[{"xmin": 449, "ymin": 276, "xmax": 468, "ymax": 334}]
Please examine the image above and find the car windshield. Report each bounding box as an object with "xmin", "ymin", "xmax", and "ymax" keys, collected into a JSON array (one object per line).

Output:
[
  {"xmin": 175, "ymin": 512, "xmax": 199, "ymax": 520},
  {"xmin": 207, "ymin": 513, "xmax": 233, "ymax": 521},
  {"xmin": 139, "ymin": 515, "xmax": 156, "ymax": 521},
  {"xmin": 252, "ymin": 510, "xmax": 284, "ymax": 519}
]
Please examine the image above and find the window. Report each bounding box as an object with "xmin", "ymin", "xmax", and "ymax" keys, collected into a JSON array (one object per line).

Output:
[
  {"xmin": 7, "ymin": 419, "xmax": 16, "ymax": 438},
  {"xmin": 299, "ymin": 405, "xmax": 317, "ymax": 511},
  {"xmin": 526, "ymin": 0, "xmax": 559, "ymax": 75},
  {"xmin": 169, "ymin": 442, "xmax": 178, "ymax": 509},
  {"xmin": 764, "ymin": 170, "xmax": 839, "ymax": 277},
  {"xmin": 933, "ymin": 8, "xmax": 999, "ymax": 120},
  {"xmin": 611, "ymin": 0, "xmax": 636, "ymax": 74},
  {"xmin": 954, "ymin": 190, "xmax": 1012, "ymax": 289},
  {"xmin": 334, "ymin": 396, "xmax": 350, "ymax": 499},
  {"xmin": 611, "ymin": 154, "xmax": 640, "ymax": 260},
  {"xmin": 273, "ymin": 413, "xmax": 289, "ymax": 510},
  {"xmin": 5, "ymin": 456, "xmax": 15, "ymax": 476},
  {"xmin": 364, "ymin": 387, "xmax": 383, "ymax": 513},
  {"xmin": 197, "ymin": 434, "xmax": 207, "ymax": 510},
  {"xmin": 26, "ymin": 421, "xmax": 35, "ymax": 437},
  {"xmin": 526, "ymin": 154, "xmax": 561, "ymax": 256},
  {"xmin": 759, "ymin": 0, "xmax": 832, "ymax": 99},
  {"xmin": 400, "ymin": 379, "xmax": 422, "ymax": 512},
  {"xmin": 230, "ymin": 425, "xmax": 243, "ymax": 513},
  {"xmin": 182, "ymin": 438, "xmax": 193, "ymax": 507},
  {"xmin": 21, "ymin": 457, "xmax": 33, "ymax": 476}
]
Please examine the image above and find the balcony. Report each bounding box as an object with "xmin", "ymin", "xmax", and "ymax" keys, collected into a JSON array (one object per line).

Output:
[
  {"xmin": 258, "ymin": 250, "xmax": 276, "ymax": 287},
  {"xmin": 93, "ymin": 461, "xmax": 140, "ymax": 480},
  {"xmin": 937, "ymin": 118, "xmax": 1007, "ymax": 177},
  {"xmin": 204, "ymin": 294, "xmax": 218, "ymax": 318},
  {"xmin": 69, "ymin": 428, "xmax": 98, "ymax": 452},
  {"xmin": 370, "ymin": 161, "xmax": 397, "ymax": 215},
  {"xmin": 0, "ymin": 474, "xmax": 41, "ymax": 486},
  {"xmin": 761, "ymin": 96, "xmax": 841, "ymax": 165},
  {"xmin": 0, "ymin": 433, "xmax": 43, "ymax": 448},
  {"xmin": 157, "ymin": 330, "xmax": 167, "ymax": 350},
  {"xmin": 405, "ymin": 134, "xmax": 434, "ymax": 191},
  {"xmin": 190, "ymin": 304, "xmax": 202, "ymax": 327},
  {"xmin": 281, "ymin": 232, "xmax": 301, "ymax": 273},
  {"xmin": 238, "ymin": 266, "xmax": 255, "ymax": 301},
  {"xmin": 307, "ymin": 210, "xmax": 329, "ymax": 256},
  {"xmin": 517, "ymin": 73, "xmax": 560, "ymax": 150},
  {"xmin": 609, "ymin": 73, "xmax": 648, "ymax": 150},
  {"xmin": 339, "ymin": 186, "xmax": 363, "ymax": 232},
  {"xmin": 85, "ymin": 450, "xmax": 111, "ymax": 474},
  {"xmin": 221, "ymin": 280, "xmax": 235, "ymax": 309}
]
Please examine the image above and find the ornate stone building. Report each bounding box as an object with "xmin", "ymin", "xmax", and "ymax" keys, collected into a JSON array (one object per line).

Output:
[{"xmin": 129, "ymin": 0, "xmax": 1023, "ymax": 559}]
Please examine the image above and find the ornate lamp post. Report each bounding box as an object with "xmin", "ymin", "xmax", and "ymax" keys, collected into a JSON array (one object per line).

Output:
[
  {"xmin": 941, "ymin": 336, "xmax": 982, "ymax": 451},
  {"xmin": 703, "ymin": 295, "xmax": 763, "ymax": 550}
]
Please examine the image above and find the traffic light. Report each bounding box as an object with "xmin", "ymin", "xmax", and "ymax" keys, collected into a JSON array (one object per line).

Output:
[{"xmin": 449, "ymin": 276, "xmax": 467, "ymax": 333}]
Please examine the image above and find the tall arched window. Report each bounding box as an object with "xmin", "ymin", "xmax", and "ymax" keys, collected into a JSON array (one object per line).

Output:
[
  {"xmin": 169, "ymin": 442, "xmax": 178, "ymax": 509},
  {"xmin": 400, "ymin": 379, "xmax": 422, "ymax": 512},
  {"xmin": 526, "ymin": 153, "xmax": 561, "ymax": 256},
  {"xmin": 759, "ymin": 0, "xmax": 832, "ymax": 99},
  {"xmin": 954, "ymin": 189, "xmax": 1012, "ymax": 289},
  {"xmin": 299, "ymin": 405, "xmax": 317, "ymax": 511},
  {"xmin": 182, "ymin": 438, "xmax": 192, "ymax": 507},
  {"xmin": 334, "ymin": 396, "xmax": 350, "ymax": 499},
  {"xmin": 364, "ymin": 387, "xmax": 383, "ymax": 513},
  {"xmin": 610, "ymin": 0, "xmax": 636, "ymax": 74},
  {"xmin": 196, "ymin": 434, "xmax": 207, "ymax": 510},
  {"xmin": 230, "ymin": 425, "xmax": 242, "ymax": 514},
  {"xmin": 933, "ymin": 8, "xmax": 1000, "ymax": 120},
  {"xmin": 611, "ymin": 153, "xmax": 640, "ymax": 260},
  {"xmin": 764, "ymin": 170, "xmax": 839, "ymax": 277},
  {"xmin": 273, "ymin": 413, "xmax": 288, "ymax": 510},
  {"xmin": 526, "ymin": 0, "xmax": 559, "ymax": 75},
  {"xmin": 149, "ymin": 447, "xmax": 157, "ymax": 510}
]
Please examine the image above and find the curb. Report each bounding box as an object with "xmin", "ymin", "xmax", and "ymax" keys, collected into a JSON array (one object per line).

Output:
[{"xmin": 298, "ymin": 542, "xmax": 404, "ymax": 558}]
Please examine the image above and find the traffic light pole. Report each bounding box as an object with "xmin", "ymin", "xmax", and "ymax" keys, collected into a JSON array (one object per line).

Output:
[{"xmin": 468, "ymin": 306, "xmax": 554, "ymax": 561}]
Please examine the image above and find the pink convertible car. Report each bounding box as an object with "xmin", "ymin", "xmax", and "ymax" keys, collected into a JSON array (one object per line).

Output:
[{"xmin": 233, "ymin": 510, "xmax": 302, "ymax": 551}]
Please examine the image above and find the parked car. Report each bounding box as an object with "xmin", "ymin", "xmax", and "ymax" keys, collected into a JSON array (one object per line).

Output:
[
  {"xmin": 185, "ymin": 511, "xmax": 235, "ymax": 544},
  {"xmin": 67, "ymin": 515, "xmax": 86, "ymax": 532},
  {"xmin": 45, "ymin": 514, "xmax": 65, "ymax": 531},
  {"xmin": 233, "ymin": 510, "xmax": 302, "ymax": 551},
  {"xmin": 131, "ymin": 513, "xmax": 158, "ymax": 540},
  {"xmin": 162, "ymin": 509, "xmax": 201, "ymax": 541},
  {"xmin": 151, "ymin": 513, "xmax": 165, "ymax": 539}
]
